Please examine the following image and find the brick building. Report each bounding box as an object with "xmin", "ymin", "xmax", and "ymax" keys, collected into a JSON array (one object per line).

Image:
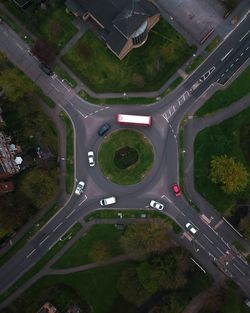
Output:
[{"xmin": 66, "ymin": 0, "xmax": 160, "ymax": 60}]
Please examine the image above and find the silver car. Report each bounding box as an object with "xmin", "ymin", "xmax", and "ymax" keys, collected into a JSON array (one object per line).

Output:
[
  {"xmin": 150, "ymin": 200, "xmax": 164, "ymax": 211},
  {"xmin": 75, "ymin": 181, "xmax": 85, "ymax": 195},
  {"xmin": 185, "ymin": 222, "xmax": 198, "ymax": 234}
]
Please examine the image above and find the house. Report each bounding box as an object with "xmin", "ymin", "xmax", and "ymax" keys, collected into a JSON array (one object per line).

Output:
[
  {"xmin": 37, "ymin": 302, "xmax": 58, "ymax": 313},
  {"xmin": 65, "ymin": 0, "xmax": 160, "ymax": 60}
]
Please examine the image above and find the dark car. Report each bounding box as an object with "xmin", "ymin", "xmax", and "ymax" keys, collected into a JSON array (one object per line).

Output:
[
  {"xmin": 98, "ymin": 123, "xmax": 110, "ymax": 136},
  {"xmin": 39, "ymin": 63, "xmax": 53, "ymax": 76}
]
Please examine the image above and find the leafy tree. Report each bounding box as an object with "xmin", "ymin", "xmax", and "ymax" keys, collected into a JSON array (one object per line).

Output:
[
  {"xmin": 210, "ymin": 155, "xmax": 249, "ymax": 194},
  {"xmin": 117, "ymin": 266, "xmax": 149, "ymax": 306},
  {"xmin": 88, "ymin": 242, "xmax": 110, "ymax": 263},
  {"xmin": 120, "ymin": 220, "xmax": 172, "ymax": 255},
  {"xmin": 239, "ymin": 216, "xmax": 250, "ymax": 240},
  {"xmin": 32, "ymin": 39, "xmax": 56, "ymax": 66},
  {"xmin": 20, "ymin": 169, "xmax": 58, "ymax": 208},
  {"xmin": 0, "ymin": 69, "xmax": 35, "ymax": 102}
]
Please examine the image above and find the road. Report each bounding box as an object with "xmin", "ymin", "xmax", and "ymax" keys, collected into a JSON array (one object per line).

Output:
[{"xmin": 0, "ymin": 10, "xmax": 250, "ymax": 301}]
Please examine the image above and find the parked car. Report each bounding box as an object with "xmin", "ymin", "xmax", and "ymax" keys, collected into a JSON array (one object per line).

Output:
[
  {"xmin": 75, "ymin": 181, "xmax": 85, "ymax": 196},
  {"xmin": 150, "ymin": 200, "xmax": 164, "ymax": 211},
  {"xmin": 172, "ymin": 183, "xmax": 181, "ymax": 197},
  {"xmin": 39, "ymin": 63, "xmax": 53, "ymax": 76},
  {"xmin": 98, "ymin": 123, "xmax": 110, "ymax": 136},
  {"xmin": 100, "ymin": 196, "xmax": 116, "ymax": 206},
  {"xmin": 88, "ymin": 151, "xmax": 95, "ymax": 167},
  {"xmin": 185, "ymin": 222, "xmax": 198, "ymax": 234}
]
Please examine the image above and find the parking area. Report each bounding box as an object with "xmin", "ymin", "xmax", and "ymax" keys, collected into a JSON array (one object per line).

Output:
[{"xmin": 156, "ymin": 0, "xmax": 225, "ymax": 43}]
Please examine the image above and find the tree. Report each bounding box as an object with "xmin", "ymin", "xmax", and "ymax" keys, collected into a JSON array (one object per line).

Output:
[
  {"xmin": 0, "ymin": 69, "xmax": 35, "ymax": 102},
  {"xmin": 210, "ymin": 155, "xmax": 249, "ymax": 194},
  {"xmin": 239, "ymin": 216, "xmax": 250, "ymax": 239},
  {"xmin": 20, "ymin": 169, "xmax": 58, "ymax": 208},
  {"xmin": 120, "ymin": 220, "xmax": 172, "ymax": 255},
  {"xmin": 117, "ymin": 266, "xmax": 149, "ymax": 306},
  {"xmin": 32, "ymin": 39, "xmax": 56, "ymax": 66},
  {"xmin": 88, "ymin": 242, "xmax": 110, "ymax": 263}
]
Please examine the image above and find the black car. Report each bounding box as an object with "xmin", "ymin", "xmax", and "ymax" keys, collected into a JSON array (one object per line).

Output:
[
  {"xmin": 98, "ymin": 123, "xmax": 111, "ymax": 136},
  {"xmin": 39, "ymin": 63, "xmax": 53, "ymax": 76}
]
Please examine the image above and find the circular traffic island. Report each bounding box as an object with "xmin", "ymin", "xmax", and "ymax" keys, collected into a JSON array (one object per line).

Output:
[{"xmin": 98, "ymin": 129, "xmax": 154, "ymax": 185}]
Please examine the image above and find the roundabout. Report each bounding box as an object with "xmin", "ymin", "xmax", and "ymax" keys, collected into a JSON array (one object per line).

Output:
[{"xmin": 98, "ymin": 129, "xmax": 154, "ymax": 185}]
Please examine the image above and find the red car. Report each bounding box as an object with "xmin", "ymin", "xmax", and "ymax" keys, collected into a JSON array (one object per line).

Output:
[{"xmin": 172, "ymin": 183, "xmax": 181, "ymax": 197}]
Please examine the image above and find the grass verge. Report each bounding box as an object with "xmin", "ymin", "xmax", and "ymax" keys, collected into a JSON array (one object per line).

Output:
[
  {"xmin": 0, "ymin": 223, "xmax": 82, "ymax": 303},
  {"xmin": 205, "ymin": 35, "xmax": 221, "ymax": 53},
  {"xmin": 36, "ymin": 88, "xmax": 56, "ymax": 108},
  {"xmin": 84, "ymin": 209, "xmax": 182, "ymax": 234},
  {"xmin": 59, "ymin": 111, "xmax": 74, "ymax": 194},
  {"xmin": 195, "ymin": 65, "xmax": 250, "ymax": 117},
  {"xmin": 54, "ymin": 65, "xmax": 77, "ymax": 88},
  {"xmin": 185, "ymin": 55, "xmax": 204, "ymax": 74}
]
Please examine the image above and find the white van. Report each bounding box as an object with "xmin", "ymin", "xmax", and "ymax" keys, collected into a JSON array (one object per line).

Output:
[{"xmin": 100, "ymin": 196, "xmax": 116, "ymax": 206}]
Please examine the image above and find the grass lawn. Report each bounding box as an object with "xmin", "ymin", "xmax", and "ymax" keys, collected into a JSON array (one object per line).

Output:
[
  {"xmin": 62, "ymin": 18, "xmax": 195, "ymax": 92},
  {"xmin": 185, "ymin": 55, "xmax": 204, "ymax": 74},
  {"xmin": 3, "ymin": 261, "xmax": 134, "ymax": 313},
  {"xmin": 2, "ymin": 0, "xmax": 77, "ymax": 52},
  {"xmin": 59, "ymin": 111, "xmax": 74, "ymax": 194},
  {"xmin": 195, "ymin": 65, "xmax": 250, "ymax": 117},
  {"xmin": 53, "ymin": 65, "xmax": 77, "ymax": 88},
  {"xmin": 205, "ymin": 35, "xmax": 221, "ymax": 53},
  {"xmin": 53, "ymin": 224, "xmax": 125, "ymax": 269},
  {"xmin": 98, "ymin": 130, "xmax": 154, "ymax": 185},
  {"xmin": 194, "ymin": 106, "xmax": 250, "ymax": 213}
]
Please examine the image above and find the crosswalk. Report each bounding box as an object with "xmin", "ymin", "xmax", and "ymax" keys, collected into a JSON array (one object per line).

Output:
[{"xmin": 162, "ymin": 91, "xmax": 190, "ymax": 122}]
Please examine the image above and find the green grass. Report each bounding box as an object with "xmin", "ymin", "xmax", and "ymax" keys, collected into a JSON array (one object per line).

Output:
[
  {"xmin": 5, "ymin": 261, "xmax": 133, "ymax": 313},
  {"xmin": 53, "ymin": 65, "xmax": 77, "ymax": 88},
  {"xmin": 53, "ymin": 224, "xmax": 124, "ymax": 269},
  {"xmin": 196, "ymin": 65, "xmax": 250, "ymax": 116},
  {"xmin": 62, "ymin": 18, "xmax": 195, "ymax": 92},
  {"xmin": 0, "ymin": 8, "xmax": 21, "ymax": 33},
  {"xmin": 205, "ymin": 35, "xmax": 221, "ymax": 53},
  {"xmin": 78, "ymin": 90, "xmax": 156, "ymax": 105},
  {"xmin": 59, "ymin": 111, "xmax": 74, "ymax": 194},
  {"xmin": 84, "ymin": 210, "xmax": 182, "ymax": 234},
  {"xmin": 2, "ymin": 0, "xmax": 77, "ymax": 52},
  {"xmin": 232, "ymin": 240, "xmax": 247, "ymax": 253},
  {"xmin": 194, "ymin": 106, "xmax": 250, "ymax": 213},
  {"xmin": 98, "ymin": 130, "xmax": 154, "ymax": 185},
  {"xmin": 185, "ymin": 55, "xmax": 204, "ymax": 74},
  {"xmin": 160, "ymin": 76, "xmax": 183, "ymax": 97},
  {"xmin": 36, "ymin": 88, "xmax": 56, "ymax": 108},
  {"xmin": 0, "ymin": 223, "xmax": 82, "ymax": 303}
]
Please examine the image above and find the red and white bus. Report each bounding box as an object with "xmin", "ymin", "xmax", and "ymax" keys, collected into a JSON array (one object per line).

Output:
[{"xmin": 117, "ymin": 114, "xmax": 152, "ymax": 127}]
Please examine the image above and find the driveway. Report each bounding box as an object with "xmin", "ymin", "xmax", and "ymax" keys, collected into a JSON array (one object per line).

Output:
[{"xmin": 156, "ymin": 0, "xmax": 225, "ymax": 42}]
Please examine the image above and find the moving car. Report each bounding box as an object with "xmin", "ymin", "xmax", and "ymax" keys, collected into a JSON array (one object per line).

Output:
[
  {"xmin": 75, "ymin": 181, "xmax": 85, "ymax": 195},
  {"xmin": 185, "ymin": 222, "xmax": 198, "ymax": 234},
  {"xmin": 150, "ymin": 200, "xmax": 164, "ymax": 211},
  {"xmin": 98, "ymin": 123, "xmax": 110, "ymax": 136},
  {"xmin": 39, "ymin": 63, "xmax": 53, "ymax": 76},
  {"xmin": 172, "ymin": 183, "xmax": 181, "ymax": 197},
  {"xmin": 88, "ymin": 151, "xmax": 95, "ymax": 167},
  {"xmin": 100, "ymin": 196, "xmax": 116, "ymax": 206}
]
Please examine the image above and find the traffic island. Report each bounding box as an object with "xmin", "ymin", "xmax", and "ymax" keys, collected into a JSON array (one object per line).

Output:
[{"xmin": 98, "ymin": 129, "xmax": 154, "ymax": 185}]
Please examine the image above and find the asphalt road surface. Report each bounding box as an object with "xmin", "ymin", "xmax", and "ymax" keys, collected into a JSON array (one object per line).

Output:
[{"xmin": 0, "ymin": 10, "xmax": 250, "ymax": 300}]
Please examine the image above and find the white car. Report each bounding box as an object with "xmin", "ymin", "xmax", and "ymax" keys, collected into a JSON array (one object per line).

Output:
[
  {"xmin": 150, "ymin": 200, "xmax": 164, "ymax": 211},
  {"xmin": 100, "ymin": 196, "xmax": 116, "ymax": 206},
  {"xmin": 185, "ymin": 222, "xmax": 198, "ymax": 234},
  {"xmin": 88, "ymin": 151, "xmax": 95, "ymax": 167},
  {"xmin": 75, "ymin": 181, "xmax": 85, "ymax": 195}
]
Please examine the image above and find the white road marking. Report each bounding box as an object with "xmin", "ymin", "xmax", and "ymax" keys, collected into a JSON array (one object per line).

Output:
[
  {"xmin": 190, "ymin": 258, "xmax": 206, "ymax": 273},
  {"xmin": 26, "ymin": 249, "xmax": 36, "ymax": 258},
  {"xmin": 55, "ymin": 77, "xmax": 71, "ymax": 92},
  {"xmin": 161, "ymin": 194, "xmax": 173, "ymax": 203},
  {"xmin": 226, "ymin": 69, "xmax": 229, "ymax": 72},
  {"xmin": 221, "ymin": 48, "xmax": 233, "ymax": 61},
  {"xmin": 246, "ymin": 46, "xmax": 249, "ymax": 51},
  {"xmin": 221, "ymin": 73, "xmax": 225, "ymax": 77},
  {"xmin": 239, "ymin": 30, "xmax": 250, "ymax": 42},
  {"xmin": 66, "ymin": 208, "xmax": 76, "ymax": 219},
  {"xmin": 230, "ymin": 63, "xmax": 234, "ymax": 68},
  {"xmin": 94, "ymin": 110, "xmax": 98, "ymax": 113},
  {"xmin": 235, "ymin": 58, "xmax": 239, "ymax": 62},
  {"xmin": 240, "ymin": 52, "xmax": 244, "ymax": 56},
  {"xmin": 233, "ymin": 263, "xmax": 246, "ymax": 276},
  {"xmin": 76, "ymin": 109, "xmax": 87, "ymax": 119},
  {"xmin": 216, "ymin": 246, "xmax": 225, "ymax": 255},
  {"xmin": 53, "ymin": 222, "xmax": 63, "ymax": 232},
  {"xmin": 39, "ymin": 235, "xmax": 50, "ymax": 246},
  {"xmin": 203, "ymin": 233, "xmax": 213, "ymax": 244},
  {"xmin": 78, "ymin": 194, "xmax": 87, "ymax": 206},
  {"xmin": 208, "ymin": 252, "xmax": 216, "ymax": 261}
]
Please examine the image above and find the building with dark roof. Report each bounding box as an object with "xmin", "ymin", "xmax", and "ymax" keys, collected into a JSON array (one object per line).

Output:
[{"xmin": 65, "ymin": 0, "xmax": 160, "ymax": 60}]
